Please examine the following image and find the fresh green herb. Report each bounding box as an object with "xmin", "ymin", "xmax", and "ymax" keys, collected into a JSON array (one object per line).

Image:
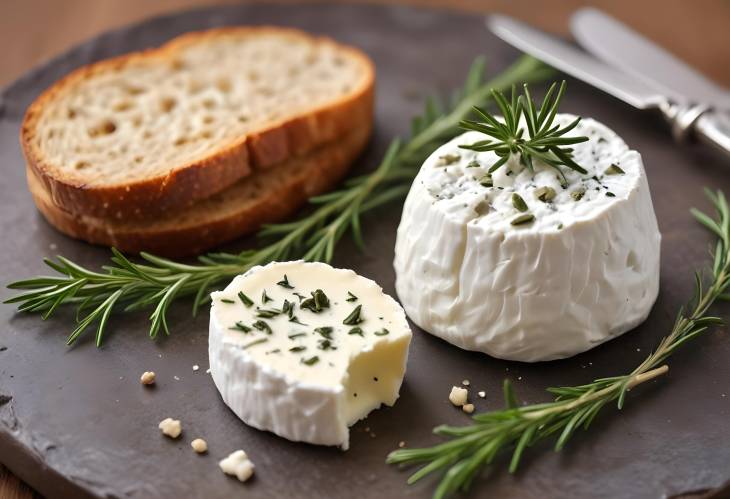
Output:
[
  {"xmin": 318, "ymin": 339, "xmax": 336, "ymax": 351},
  {"xmin": 237, "ymin": 291, "xmax": 253, "ymax": 307},
  {"xmin": 293, "ymin": 292, "xmax": 306, "ymax": 302},
  {"xmin": 277, "ymin": 275, "xmax": 294, "ymax": 289},
  {"xmin": 261, "ymin": 290, "xmax": 272, "ymax": 304},
  {"xmin": 289, "ymin": 346, "xmax": 307, "ymax": 352},
  {"xmin": 346, "ymin": 291, "xmax": 358, "ymax": 302},
  {"xmin": 510, "ymin": 213, "xmax": 535, "ymax": 226},
  {"xmin": 314, "ymin": 326, "xmax": 333, "ymax": 339},
  {"xmin": 436, "ymin": 154, "xmax": 461, "ymax": 166},
  {"xmin": 534, "ymin": 186, "xmax": 556, "ymax": 203},
  {"xmin": 374, "ymin": 328, "xmax": 390, "ymax": 336},
  {"xmin": 606, "ymin": 192, "xmax": 616, "ymax": 198},
  {"xmin": 301, "ymin": 289, "xmax": 330, "ymax": 313},
  {"xmin": 557, "ymin": 223, "xmax": 564, "ymax": 230},
  {"xmin": 266, "ymin": 348, "xmax": 281, "ymax": 355},
  {"xmin": 282, "ymin": 299, "xmax": 294, "ymax": 317},
  {"xmin": 459, "ymin": 81, "xmax": 588, "ymax": 186},
  {"xmin": 289, "ymin": 316, "xmax": 307, "ymax": 326},
  {"xmin": 4, "ymin": 56, "xmax": 551, "ymax": 346},
  {"xmin": 571, "ymin": 187, "xmax": 586, "ymax": 201},
  {"xmin": 348, "ymin": 327, "xmax": 364, "ymax": 336},
  {"xmin": 387, "ymin": 189, "xmax": 730, "ymax": 499},
  {"xmin": 511, "ymin": 193, "xmax": 528, "ymax": 212},
  {"xmin": 229, "ymin": 321, "xmax": 251, "ymax": 333},
  {"xmin": 256, "ymin": 308, "xmax": 281, "ymax": 318},
  {"xmin": 466, "ymin": 159, "xmax": 480, "ymax": 168},
  {"xmin": 301, "ymin": 356, "xmax": 320, "ymax": 366},
  {"xmin": 220, "ymin": 298, "xmax": 235, "ymax": 304},
  {"xmin": 252, "ymin": 320, "xmax": 272, "ymax": 335},
  {"xmin": 243, "ymin": 338, "xmax": 268, "ymax": 350},
  {"xmin": 478, "ymin": 173, "xmax": 493, "ymax": 187},
  {"xmin": 343, "ymin": 304, "xmax": 364, "ymax": 325},
  {"xmin": 288, "ymin": 332, "xmax": 307, "ymax": 339},
  {"xmin": 605, "ymin": 164, "xmax": 625, "ymax": 175}
]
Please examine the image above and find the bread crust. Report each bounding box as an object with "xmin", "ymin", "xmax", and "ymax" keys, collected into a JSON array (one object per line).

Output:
[
  {"xmin": 27, "ymin": 125, "xmax": 371, "ymax": 257},
  {"xmin": 21, "ymin": 26, "xmax": 375, "ymax": 220}
]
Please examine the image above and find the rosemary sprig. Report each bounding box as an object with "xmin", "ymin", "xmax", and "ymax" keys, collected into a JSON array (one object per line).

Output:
[
  {"xmin": 387, "ymin": 188, "xmax": 730, "ymax": 499},
  {"xmin": 4, "ymin": 56, "xmax": 552, "ymax": 346},
  {"xmin": 459, "ymin": 81, "xmax": 588, "ymax": 186}
]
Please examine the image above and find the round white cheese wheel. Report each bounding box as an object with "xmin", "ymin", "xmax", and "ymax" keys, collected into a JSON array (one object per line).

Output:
[
  {"xmin": 393, "ymin": 114, "xmax": 661, "ymax": 362},
  {"xmin": 209, "ymin": 261, "xmax": 412, "ymax": 449}
]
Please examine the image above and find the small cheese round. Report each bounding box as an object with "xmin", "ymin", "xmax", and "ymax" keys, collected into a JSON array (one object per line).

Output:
[
  {"xmin": 158, "ymin": 418, "xmax": 181, "ymax": 438},
  {"xmin": 462, "ymin": 403, "xmax": 475, "ymax": 414},
  {"xmin": 394, "ymin": 115, "xmax": 661, "ymax": 362},
  {"xmin": 209, "ymin": 261, "xmax": 413, "ymax": 450},
  {"xmin": 219, "ymin": 450, "xmax": 254, "ymax": 482},
  {"xmin": 449, "ymin": 386, "xmax": 468, "ymax": 406},
  {"xmin": 190, "ymin": 438, "xmax": 208, "ymax": 453},
  {"xmin": 140, "ymin": 371, "xmax": 156, "ymax": 385}
]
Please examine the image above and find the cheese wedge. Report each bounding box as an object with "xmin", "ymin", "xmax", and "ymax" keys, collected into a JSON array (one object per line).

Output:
[
  {"xmin": 393, "ymin": 114, "xmax": 661, "ymax": 362},
  {"xmin": 209, "ymin": 261, "xmax": 412, "ymax": 449}
]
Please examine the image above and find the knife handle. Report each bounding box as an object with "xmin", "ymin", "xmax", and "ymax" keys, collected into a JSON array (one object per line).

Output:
[
  {"xmin": 660, "ymin": 101, "xmax": 730, "ymax": 158},
  {"xmin": 694, "ymin": 112, "xmax": 730, "ymax": 158}
]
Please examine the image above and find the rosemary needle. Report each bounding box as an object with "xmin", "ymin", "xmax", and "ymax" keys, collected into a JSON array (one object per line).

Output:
[
  {"xmin": 387, "ymin": 189, "xmax": 730, "ymax": 499},
  {"xmin": 459, "ymin": 81, "xmax": 589, "ymax": 185},
  {"xmin": 4, "ymin": 56, "xmax": 552, "ymax": 346}
]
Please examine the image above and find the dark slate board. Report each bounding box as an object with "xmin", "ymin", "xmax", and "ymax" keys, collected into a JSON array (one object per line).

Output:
[{"xmin": 1, "ymin": 4, "xmax": 729, "ymax": 499}]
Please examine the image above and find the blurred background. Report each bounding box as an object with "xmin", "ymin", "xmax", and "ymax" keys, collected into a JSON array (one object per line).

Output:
[
  {"xmin": 1, "ymin": 0, "xmax": 729, "ymax": 87},
  {"xmin": 0, "ymin": 0, "xmax": 728, "ymax": 497}
]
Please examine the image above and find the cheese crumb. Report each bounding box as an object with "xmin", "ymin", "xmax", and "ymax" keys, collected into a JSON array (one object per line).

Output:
[
  {"xmin": 140, "ymin": 371, "xmax": 156, "ymax": 385},
  {"xmin": 192, "ymin": 365, "xmax": 200, "ymax": 372},
  {"xmin": 449, "ymin": 386, "xmax": 468, "ymax": 406},
  {"xmin": 462, "ymin": 403, "xmax": 475, "ymax": 414},
  {"xmin": 158, "ymin": 418, "xmax": 182, "ymax": 438},
  {"xmin": 191, "ymin": 438, "xmax": 208, "ymax": 453},
  {"xmin": 462, "ymin": 379, "xmax": 470, "ymax": 386},
  {"xmin": 398, "ymin": 441, "xmax": 406, "ymax": 448},
  {"xmin": 220, "ymin": 450, "xmax": 255, "ymax": 482},
  {"xmin": 478, "ymin": 391, "xmax": 486, "ymax": 398}
]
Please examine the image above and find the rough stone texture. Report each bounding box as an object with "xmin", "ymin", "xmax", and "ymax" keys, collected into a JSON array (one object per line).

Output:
[{"xmin": 0, "ymin": 4, "xmax": 729, "ymax": 499}]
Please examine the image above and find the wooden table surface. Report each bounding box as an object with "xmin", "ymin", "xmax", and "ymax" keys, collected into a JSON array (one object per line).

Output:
[{"xmin": 1, "ymin": 1, "xmax": 728, "ymax": 497}]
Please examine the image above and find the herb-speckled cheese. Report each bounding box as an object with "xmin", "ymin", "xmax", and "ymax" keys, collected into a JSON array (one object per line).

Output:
[
  {"xmin": 393, "ymin": 114, "xmax": 661, "ymax": 362},
  {"xmin": 209, "ymin": 261, "xmax": 412, "ymax": 449}
]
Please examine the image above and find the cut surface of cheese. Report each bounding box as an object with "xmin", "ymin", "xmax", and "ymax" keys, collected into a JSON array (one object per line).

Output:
[
  {"xmin": 209, "ymin": 261, "xmax": 412, "ymax": 449},
  {"xmin": 393, "ymin": 114, "xmax": 661, "ymax": 362}
]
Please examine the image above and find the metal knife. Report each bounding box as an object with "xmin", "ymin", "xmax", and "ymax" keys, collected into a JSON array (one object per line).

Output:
[
  {"xmin": 571, "ymin": 8, "xmax": 730, "ymax": 111},
  {"xmin": 487, "ymin": 14, "xmax": 730, "ymax": 159}
]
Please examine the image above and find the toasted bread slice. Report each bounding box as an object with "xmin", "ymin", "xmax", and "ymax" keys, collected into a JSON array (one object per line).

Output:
[
  {"xmin": 28, "ymin": 125, "xmax": 370, "ymax": 257},
  {"xmin": 22, "ymin": 27, "xmax": 375, "ymax": 220}
]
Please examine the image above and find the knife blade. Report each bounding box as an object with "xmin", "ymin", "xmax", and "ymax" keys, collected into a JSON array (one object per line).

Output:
[
  {"xmin": 487, "ymin": 15, "xmax": 666, "ymax": 110},
  {"xmin": 571, "ymin": 8, "xmax": 730, "ymax": 111},
  {"xmin": 487, "ymin": 14, "xmax": 730, "ymax": 158}
]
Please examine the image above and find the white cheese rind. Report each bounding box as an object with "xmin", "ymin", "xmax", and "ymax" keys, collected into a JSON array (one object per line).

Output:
[
  {"xmin": 209, "ymin": 261, "xmax": 412, "ymax": 449},
  {"xmin": 393, "ymin": 115, "xmax": 661, "ymax": 362}
]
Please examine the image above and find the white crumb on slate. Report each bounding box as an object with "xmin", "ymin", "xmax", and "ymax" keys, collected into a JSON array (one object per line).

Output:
[
  {"xmin": 159, "ymin": 418, "xmax": 182, "ymax": 438},
  {"xmin": 191, "ymin": 438, "xmax": 208, "ymax": 453},
  {"xmin": 140, "ymin": 371, "xmax": 156, "ymax": 385},
  {"xmin": 449, "ymin": 386, "xmax": 468, "ymax": 406},
  {"xmin": 220, "ymin": 450, "xmax": 255, "ymax": 482}
]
